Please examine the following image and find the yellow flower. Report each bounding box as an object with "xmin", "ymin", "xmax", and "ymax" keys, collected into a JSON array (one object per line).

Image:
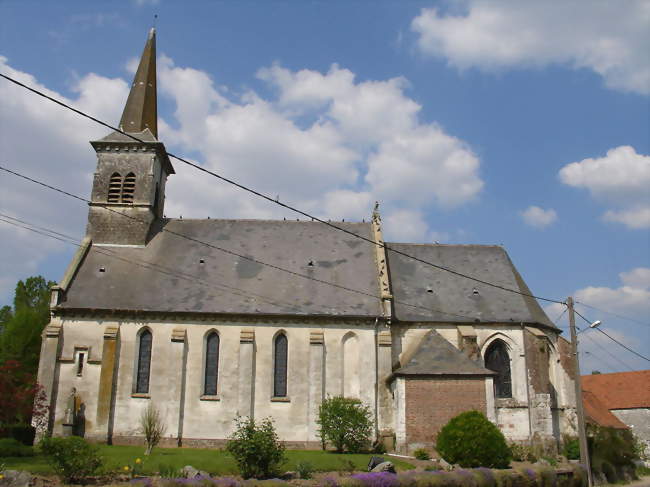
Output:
[
  {"xmin": 135, "ymin": 458, "xmax": 142, "ymax": 464},
  {"xmin": 123, "ymin": 465, "xmax": 130, "ymax": 471},
  {"xmin": 0, "ymin": 475, "xmax": 4, "ymax": 480}
]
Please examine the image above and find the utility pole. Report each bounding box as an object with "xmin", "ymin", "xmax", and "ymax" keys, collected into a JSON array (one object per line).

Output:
[{"xmin": 568, "ymin": 296, "xmax": 593, "ymax": 487}]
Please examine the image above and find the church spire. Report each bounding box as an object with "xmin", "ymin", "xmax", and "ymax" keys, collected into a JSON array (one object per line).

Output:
[{"xmin": 119, "ymin": 28, "xmax": 158, "ymax": 138}]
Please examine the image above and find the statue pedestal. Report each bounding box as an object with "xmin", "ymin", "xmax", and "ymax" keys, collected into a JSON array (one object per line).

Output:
[{"xmin": 62, "ymin": 424, "xmax": 73, "ymax": 437}]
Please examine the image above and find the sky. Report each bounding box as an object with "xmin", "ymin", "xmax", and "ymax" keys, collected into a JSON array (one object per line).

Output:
[{"xmin": 0, "ymin": 0, "xmax": 648, "ymax": 373}]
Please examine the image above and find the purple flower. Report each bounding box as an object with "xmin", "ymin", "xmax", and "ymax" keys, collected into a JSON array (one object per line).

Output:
[
  {"xmin": 320, "ymin": 475, "xmax": 339, "ymax": 487},
  {"xmin": 350, "ymin": 472, "xmax": 399, "ymax": 487}
]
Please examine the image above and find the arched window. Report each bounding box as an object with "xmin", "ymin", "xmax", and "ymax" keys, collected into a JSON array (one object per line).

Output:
[
  {"xmin": 204, "ymin": 332, "xmax": 220, "ymax": 396},
  {"xmin": 121, "ymin": 172, "xmax": 136, "ymax": 204},
  {"xmin": 485, "ymin": 339, "xmax": 512, "ymax": 398},
  {"xmin": 135, "ymin": 329, "xmax": 152, "ymax": 394},
  {"xmin": 273, "ymin": 333, "xmax": 288, "ymax": 397},
  {"xmin": 108, "ymin": 172, "xmax": 122, "ymax": 203}
]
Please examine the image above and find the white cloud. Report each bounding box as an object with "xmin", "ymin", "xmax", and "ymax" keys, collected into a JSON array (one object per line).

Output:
[
  {"xmin": 0, "ymin": 54, "xmax": 482, "ymax": 302},
  {"xmin": 411, "ymin": 0, "xmax": 650, "ymax": 95},
  {"xmin": 0, "ymin": 56, "xmax": 129, "ymax": 301},
  {"xmin": 559, "ymin": 146, "xmax": 650, "ymax": 229},
  {"xmin": 520, "ymin": 206, "xmax": 557, "ymax": 228}
]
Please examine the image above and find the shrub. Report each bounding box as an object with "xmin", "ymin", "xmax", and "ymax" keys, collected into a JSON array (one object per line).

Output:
[
  {"xmin": 436, "ymin": 411, "xmax": 511, "ymax": 469},
  {"xmin": 413, "ymin": 448, "xmax": 431, "ymax": 460},
  {"xmin": 317, "ymin": 396, "xmax": 373, "ymax": 453},
  {"xmin": 139, "ymin": 403, "xmax": 167, "ymax": 455},
  {"xmin": 509, "ymin": 442, "xmax": 537, "ymax": 463},
  {"xmin": 562, "ymin": 437, "xmax": 580, "ymax": 461},
  {"xmin": 39, "ymin": 435, "xmax": 103, "ymax": 482},
  {"xmin": 296, "ymin": 460, "xmax": 315, "ymax": 479},
  {"xmin": 350, "ymin": 472, "xmax": 399, "ymax": 487},
  {"xmin": 0, "ymin": 437, "xmax": 34, "ymax": 456},
  {"xmin": 226, "ymin": 416, "xmax": 285, "ymax": 479}
]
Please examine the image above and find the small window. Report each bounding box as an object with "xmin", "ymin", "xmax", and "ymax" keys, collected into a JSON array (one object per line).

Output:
[
  {"xmin": 485, "ymin": 339, "xmax": 512, "ymax": 398},
  {"xmin": 204, "ymin": 332, "xmax": 220, "ymax": 395},
  {"xmin": 76, "ymin": 352, "xmax": 85, "ymax": 377},
  {"xmin": 273, "ymin": 333, "xmax": 288, "ymax": 397},
  {"xmin": 108, "ymin": 172, "xmax": 122, "ymax": 203},
  {"xmin": 136, "ymin": 329, "xmax": 152, "ymax": 394},
  {"xmin": 122, "ymin": 172, "xmax": 136, "ymax": 204}
]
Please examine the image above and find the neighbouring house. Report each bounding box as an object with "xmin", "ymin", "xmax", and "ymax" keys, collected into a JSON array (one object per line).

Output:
[
  {"xmin": 582, "ymin": 370, "xmax": 650, "ymax": 456},
  {"xmin": 36, "ymin": 28, "xmax": 578, "ymax": 453}
]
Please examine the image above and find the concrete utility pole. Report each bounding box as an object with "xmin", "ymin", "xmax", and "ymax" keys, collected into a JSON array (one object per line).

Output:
[{"xmin": 568, "ymin": 296, "xmax": 593, "ymax": 487}]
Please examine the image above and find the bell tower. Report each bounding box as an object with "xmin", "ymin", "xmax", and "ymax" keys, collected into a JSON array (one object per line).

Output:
[{"xmin": 86, "ymin": 28, "xmax": 174, "ymax": 246}]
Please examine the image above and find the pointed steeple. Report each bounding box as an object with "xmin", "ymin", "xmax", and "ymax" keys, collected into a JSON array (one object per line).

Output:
[{"xmin": 119, "ymin": 28, "xmax": 158, "ymax": 138}]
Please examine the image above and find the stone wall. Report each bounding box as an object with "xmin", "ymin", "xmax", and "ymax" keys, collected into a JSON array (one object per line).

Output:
[{"xmin": 612, "ymin": 408, "xmax": 650, "ymax": 455}]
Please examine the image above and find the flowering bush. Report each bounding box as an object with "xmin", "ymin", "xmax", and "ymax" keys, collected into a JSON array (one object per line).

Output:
[{"xmin": 349, "ymin": 472, "xmax": 399, "ymax": 487}]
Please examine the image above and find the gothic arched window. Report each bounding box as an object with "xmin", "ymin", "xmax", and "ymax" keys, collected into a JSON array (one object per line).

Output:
[
  {"xmin": 485, "ymin": 339, "xmax": 512, "ymax": 398},
  {"xmin": 135, "ymin": 329, "xmax": 152, "ymax": 394},
  {"xmin": 273, "ymin": 333, "xmax": 288, "ymax": 398},
  {"xmin": 204, "ymin": 332, "xmax": 220, "ymax": 396},
  {"xmin": 121, "ymin": 172, "xmax": 136, "ymax": 204},
  {"xmin": 108, "ymin": 172, "xmax": 122, "ymax": 203}
]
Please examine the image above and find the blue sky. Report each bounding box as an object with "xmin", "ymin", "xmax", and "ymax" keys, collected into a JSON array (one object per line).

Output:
[{"xmin": 1, "ymin": 0, "xmax": 648, "ymax": 372}]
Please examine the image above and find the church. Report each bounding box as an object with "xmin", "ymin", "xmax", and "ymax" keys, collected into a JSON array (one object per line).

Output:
[{"xmin": 36, "ymin": 29, "xmax": 578, "ymax": 453}]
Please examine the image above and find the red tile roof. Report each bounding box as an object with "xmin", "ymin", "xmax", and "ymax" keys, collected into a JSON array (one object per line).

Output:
[
  {"xmin": 582, "ymin": 370, "xmax": 650, "ymax": 409},
  {"xmin": 582, "ymin": 390, "xmax": 628, "ymax": 429}
]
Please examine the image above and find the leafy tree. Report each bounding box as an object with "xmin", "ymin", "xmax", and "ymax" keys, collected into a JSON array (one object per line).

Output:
[
  {"xmin": 317, "ymin": 396, "xmax": 373, "ymax": 453},
  {"xmin": 0, "ymin": 276, "xmax": 55, "ymax": 373}
]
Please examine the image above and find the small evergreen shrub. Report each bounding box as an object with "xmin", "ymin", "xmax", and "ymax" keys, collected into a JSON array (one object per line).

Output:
[
  {"xmin": 436, "ymin": 411, "xmax": 511, "ymax": 469},
  {"xmin": 225, "ymin": 416, "xmax": 286, "ymax": 479},
  {"xmin": 0, "ymin": 437, "xmax": 34, "ymax": 456},
  {"xmin": 413, "ymin": 448, "xmax": 431, "ymax": 460},
  {"xmin": 39, "ymin": 435, "xmax": 103, "ymax": 482},
  {"xmin": 1, "ymin": 424, "xmax": 36, "ymax": 445},
  {"xmin": 317, "ymin": 396, "xmax": 373, "ymax": 453}
]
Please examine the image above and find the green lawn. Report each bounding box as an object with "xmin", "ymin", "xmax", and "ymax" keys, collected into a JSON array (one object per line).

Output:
[{"xmin": 1, "ymin": 445, "xmax": 413, "ymax": 476}]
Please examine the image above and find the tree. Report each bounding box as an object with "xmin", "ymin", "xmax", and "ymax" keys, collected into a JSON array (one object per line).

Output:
[
  {"xmin": 0, "ymin": 276, "xmax": 55, "ymax": 374},
  {"xmin": 317, "ymin": 396, "xmax": 373, "ymax": 453}
]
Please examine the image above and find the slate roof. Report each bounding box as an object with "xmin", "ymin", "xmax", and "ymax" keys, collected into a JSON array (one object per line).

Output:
[
  {"xmin": 394, "ymin": 330, "xmax": 495, "ymax": 376},
  {"xmin": 386, "ymin": 243, "xmax": 556, "ymax": 328},
  {"xmin": 60, "ymin": 219, "xmax": 382, "ymax": 317},
  {"xmin": 582, "ymin": 370, "xmax": 650, "ymax": 409}
]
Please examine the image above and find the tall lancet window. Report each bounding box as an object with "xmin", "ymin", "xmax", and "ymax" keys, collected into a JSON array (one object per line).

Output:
[
  {"xmin": 108, "ymin": 172, "xmax": 122, "ymax": 203},
  {"xmin": 121, "ymin": 172, "xmax": 136, "ymax": 204},
  {"xmin": 204, "ymin": 332, "xmax": 220, "ymax": 396},
  {"xmin": 273, "ymin": 332, "xmax": 288, "ymax": 397},
  {"xmin": 135, "ymin": 329, "xmax": 153, "ymax": 394},
  {"xmin": 485, "ymin": 339, "xmax": 512, "ymax": 398}
]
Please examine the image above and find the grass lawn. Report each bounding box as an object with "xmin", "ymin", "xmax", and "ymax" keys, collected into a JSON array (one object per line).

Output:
[{"xmin": 1, "ymin": 445, "xmax": 414, "ymax": 476}]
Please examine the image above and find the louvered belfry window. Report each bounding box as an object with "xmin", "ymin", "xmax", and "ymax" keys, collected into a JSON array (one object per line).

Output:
[
  {"xmin": 273, "ymin": 333, "xmax": 288, "ymax": 397},
  {"xmin": 485, "ymin": 339, "xmax": 512, "ymax": 398},
  {"xmin": 121, "ymin": 172, "xmax": 136, "ymax": 204},
  {"xmin": 204, "ymin": 332, "xmax": 220, "ymax": 395},
  {"xmin": 108, "ymin": 172, "xmax": 122, "ymax": 203},
  {"xmin": 136, "ymin": 329, "xmax": 152, "ymax": 394}
]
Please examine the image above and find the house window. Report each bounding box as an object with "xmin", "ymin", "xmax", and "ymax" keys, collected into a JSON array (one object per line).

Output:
[
  {"xmin": 136, "ymin": 329, "xmax": 152, "ymax": 394},
  {"xmin": 273, "ymin": 333, "xmax": 288, "ymax": 398},
  {"xmin": 204, "ymin": 332, "xmax": 220, "ymax": 396},
  {"xmin": 121, "ymin": 172, "xmax": 136, "ymax": 204},
  {"xmin": 485, "ymin": 339, "xmax": 512, "ymax": 398},
  {"xmin": 108, "ymin": 172, "xmax": 122, "ymax": 203}
]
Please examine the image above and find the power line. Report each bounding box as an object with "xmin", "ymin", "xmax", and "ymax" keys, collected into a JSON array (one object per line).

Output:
[
  {"xmin": 0, "ymin": 72, "xmax": 565, "ymax": 305},
  {"xmin": 573, "ymin": 307, "xmax": 650, "ymax": 362},
  {"xmin": 580, "ymin": 330, "xmax": 636, "ymax": 372},
  {"xmin": 576, "ymin": 300, "xmax": 650, "ymax": 327},
  {"xmin": 0, "ymin": 179, "xmax": 482, "ymax": 323}
]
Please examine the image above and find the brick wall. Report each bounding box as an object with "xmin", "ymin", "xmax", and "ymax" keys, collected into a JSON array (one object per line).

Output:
[{"xmin": 405, "ymin": 376, "xmax": 487, "ymax": 448}]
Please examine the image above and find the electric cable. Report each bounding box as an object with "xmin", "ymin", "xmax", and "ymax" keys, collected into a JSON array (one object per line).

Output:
[
  {"xmin": 0, "ymin": 73, "xmax": 565, "ymax": 305},
  {"xmin": 574, "ymin": 308, "xmax": 650, "ymax": 362},
  {"xmin": 575, "ymin": 301, "xmax": 650, "ymax": 327},
  {"xmin": 580, "ymin": 329, "xmax": 636, "ymax": 372}
]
